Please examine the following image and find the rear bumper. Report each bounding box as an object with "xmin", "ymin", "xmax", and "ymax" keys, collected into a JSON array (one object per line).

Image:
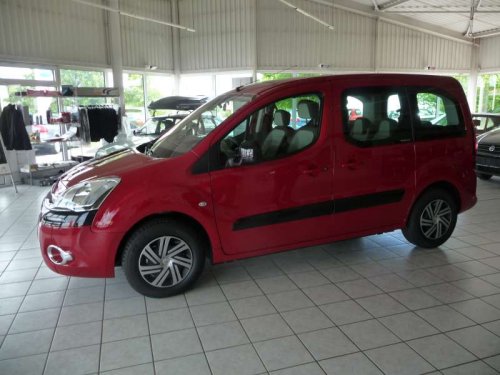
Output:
[{"xmin": 38, "ymin": 222, "xmax": 124, "ymax": 278}]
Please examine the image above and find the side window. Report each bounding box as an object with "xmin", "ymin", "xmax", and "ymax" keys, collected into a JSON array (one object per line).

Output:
[
  {"xmin": 413, "ymin": 90, "xmax": 464, "ymax": 140},
  {"xmin": 217, "ymin": 93, "xmax": 322, "ymax": 168},
  {"xmin": 342, "ymin": 87, "xmax": 411, "ymax": 147}
]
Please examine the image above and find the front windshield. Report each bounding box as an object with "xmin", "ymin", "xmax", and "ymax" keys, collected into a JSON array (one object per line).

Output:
[{"xmin": 150, "ymin": 93, "xmax": 252, "ymax": 158}]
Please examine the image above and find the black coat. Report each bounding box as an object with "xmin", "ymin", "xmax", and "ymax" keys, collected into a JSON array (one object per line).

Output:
[{"xmin": 0, "ymin": 104, "xmax": 32, "ymax": 151}]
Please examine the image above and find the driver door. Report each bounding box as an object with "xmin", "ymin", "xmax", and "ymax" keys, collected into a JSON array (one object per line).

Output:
[{"xmin": 209, "ymin": 86, "xmax": 335, "ymax": 255}]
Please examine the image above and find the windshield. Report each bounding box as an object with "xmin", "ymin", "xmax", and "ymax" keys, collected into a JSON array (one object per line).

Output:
[
  {"xmin": 137, "ymin": 117, "xmax": 180, "ymax": 136},
  {"xmin": 150, "ymin": 93, "xmax": 252, "ymax": 158}
]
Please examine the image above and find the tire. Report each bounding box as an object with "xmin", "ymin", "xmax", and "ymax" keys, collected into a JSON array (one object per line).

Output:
[
  {"xmin": 477, "ymin": 173, "xmax": 492, "ymax": 181},
  {"xmin": 402, "ymin": 188, "xmax": 458, "ymax": 248},
  {"xmin": 122, "ymin": 218, "xmax": 206, "ymax": 298}
]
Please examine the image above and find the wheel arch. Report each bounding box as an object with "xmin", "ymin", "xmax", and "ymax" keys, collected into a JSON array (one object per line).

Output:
[
  {"xmin": 407, "ymin": 180, "xmax": 461, "ymax": 225},
  {"xmin": 114, "ymin": 212, "xmax": 213, "ymax": 267}
]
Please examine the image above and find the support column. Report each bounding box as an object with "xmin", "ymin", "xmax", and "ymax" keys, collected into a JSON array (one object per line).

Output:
[
  {"xmin": 171, "ymin": 0, "xmax": 181, "ymax": 95},
  {"xmin": 107, "ymin": 0, "xmax": 125, "ymax": 113},
  {"xmin": 467, "ymin": 40, "xmax": 480, "ymax": 112}
]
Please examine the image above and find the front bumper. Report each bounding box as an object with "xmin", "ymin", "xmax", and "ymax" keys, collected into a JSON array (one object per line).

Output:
[
  {"xmin": 39, "ymin": 211, "xmax": 124, "ymax": 278},
  {"xmin": 476, "ymin": 154, "xmax": 500, "ymax": 176}
]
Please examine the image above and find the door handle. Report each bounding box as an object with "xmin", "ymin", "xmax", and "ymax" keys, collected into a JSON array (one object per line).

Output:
[{"xmin": 341, "ymin": 159, "xmax": 361, "ymax": 170}]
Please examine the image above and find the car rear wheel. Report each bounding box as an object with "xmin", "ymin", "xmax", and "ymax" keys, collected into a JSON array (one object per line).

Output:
[
  {"xmin": 122, "ymin": 219, "xmax": 205, "ymax": 298},
  {"xmin": 402, "ymin": 189, "xmax": 457, "ymax": 248},
  {"xmin": 477, "ymin": 173, "xmax": 492, "ymax": 181}
]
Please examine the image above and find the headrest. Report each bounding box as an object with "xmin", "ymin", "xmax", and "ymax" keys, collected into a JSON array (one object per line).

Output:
[
  {"xmin": 298, "ymin": 100, "xmax": 319, "ymax": 119},
  {"xmin": 353, "ymin": 117, "xmax": 372, "ymax": 132},
  {"xmin": 274, "ymin": 110, "xmax": 291, "ymax": 127}
]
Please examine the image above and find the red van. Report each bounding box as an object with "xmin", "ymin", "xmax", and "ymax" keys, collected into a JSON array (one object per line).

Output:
[{"xmin": 39, "ymin": 74, "xmax": 477, "ymax": 297}]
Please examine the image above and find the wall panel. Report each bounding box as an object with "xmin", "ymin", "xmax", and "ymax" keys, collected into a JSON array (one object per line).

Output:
[
  {"xmin": 377, "ymin": 21, "xmax": 472, "ymax": 72},
  {"xmin": 119, "ymin": 0, "xmax": 174, "ymax": 71},
  {"xmin": 257, "ymin": 0, "xmax": 375, "ymax": 71},
  {"xmin": 0, "ymin": 0, "xmax": 107, "ymax": 66},
  {"xmin": 178, "ymin": 0, "xmax": 256, "ymax": 72},
  {"xmin": 480, "ymin": 35, "xmax": 500, "ymax": 71}
]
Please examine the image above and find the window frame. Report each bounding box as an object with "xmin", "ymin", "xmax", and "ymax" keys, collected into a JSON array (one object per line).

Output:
[{"xmin": 209, "ymin": 91, "xmax": 325, "ymax": 171}]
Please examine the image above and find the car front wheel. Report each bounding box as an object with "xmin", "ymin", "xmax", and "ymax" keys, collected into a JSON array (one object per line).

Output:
[
  {"xmin": 402, "ymin": 189, "xmax": 457, "ymax": 248},
  {"xmin": 122, "ymin": 219, "xmax": 205, "ymax": 298}
]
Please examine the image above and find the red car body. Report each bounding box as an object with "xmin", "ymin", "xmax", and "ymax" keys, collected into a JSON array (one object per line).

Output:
[{"xmin": 39, "ymin": 74, "xmax": 477, "ymax": 279}]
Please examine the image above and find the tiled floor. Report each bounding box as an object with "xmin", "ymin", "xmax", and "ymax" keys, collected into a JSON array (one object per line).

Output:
[{"xmin": 1, "ymin": 180, "xmax": 500, "ymax": 375}]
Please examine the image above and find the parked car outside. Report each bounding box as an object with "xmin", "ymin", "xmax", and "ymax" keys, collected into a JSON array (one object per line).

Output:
[
  {"xmin": 472, "ymin": 113, "xmax": 500, "ymax": 135},
  {"xmin": 39, "ymin": 74, "xmax": 477, "ymax": 298},
  {"xmin": 476, "ymin": 126, "xmax": 500, "ymax": 180}
]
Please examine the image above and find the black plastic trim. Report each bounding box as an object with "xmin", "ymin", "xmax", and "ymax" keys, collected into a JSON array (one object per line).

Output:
[
  {"xmin": 41, "ymin": 210, "xmax": 97, "ymax": 228},
  {"xmin": 233, "ymin": 189, "xmax": 405, "ymax": 231}
]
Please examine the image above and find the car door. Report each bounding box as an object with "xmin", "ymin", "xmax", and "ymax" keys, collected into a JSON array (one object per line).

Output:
[
  {"xmin": 209, "ymin": 85, "xmax": 335, "ymax": 255},
  {"xmin": 331, "ymin": 85, "xmax": 416, "ymax": 235}
]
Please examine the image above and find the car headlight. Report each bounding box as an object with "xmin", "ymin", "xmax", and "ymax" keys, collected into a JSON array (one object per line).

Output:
[{"xmin": 51, "ymin": 177, "xmax": 120, "ymax": 212}]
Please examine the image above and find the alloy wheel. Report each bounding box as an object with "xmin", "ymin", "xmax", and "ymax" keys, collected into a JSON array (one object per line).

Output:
[{"xmin": 419, "ymin": 199, "xmax": 452, "ymax": 240}]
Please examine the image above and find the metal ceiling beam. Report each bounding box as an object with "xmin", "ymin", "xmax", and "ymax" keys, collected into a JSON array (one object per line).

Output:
[
  {"xmin": 371, "ymin": 0, "xmax": 380, "ymax": 11},
  {"xmin": 472, "ymin": 26, "xmax": 500, "ymax": 38},
  {"xmin": 385, "ymin": 10, "xmax": 500, "ymax": 14},
  {"xmin": 71, "ymin": 0, "xmax": 196, "ymax": 32},
  {"xmin": 277, "ymin": 0, "xmax": 334, "ymax": 30},
  {"xmin": 465, "ymin": 0, "xmax": 482, "ymax": 37},
  {"xmin": 378, "ymin": 0, "xmax": 411, "ymax": 11}
]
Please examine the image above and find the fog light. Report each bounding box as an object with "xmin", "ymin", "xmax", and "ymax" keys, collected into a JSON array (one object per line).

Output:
[{"xmin": 47, "ymin": 245, "xmax": 73, "ymax": 265}]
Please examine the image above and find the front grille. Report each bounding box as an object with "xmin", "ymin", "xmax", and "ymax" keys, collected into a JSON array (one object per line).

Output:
[
  {"xmin": 477, "ymin": 155, "xmax": 500, "ymax": 168},
  {"xmin": 478, "ymin": 143, "xmax": 500, "ymax": 155}
]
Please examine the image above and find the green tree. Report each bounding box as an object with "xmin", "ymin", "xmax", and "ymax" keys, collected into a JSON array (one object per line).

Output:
[{"xmin": 60, "ymin": 69, "xmax": 106, "ymax": 107}]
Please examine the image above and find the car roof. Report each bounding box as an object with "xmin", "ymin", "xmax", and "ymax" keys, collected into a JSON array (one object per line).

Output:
[{"xmin": 234, "ymin": 74, "xmax": 463, "ymax": 98}]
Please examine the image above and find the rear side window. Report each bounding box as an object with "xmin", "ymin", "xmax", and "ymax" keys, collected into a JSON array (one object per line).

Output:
[
  {"xmin": 342, "ymin": 87, "xmax": 411, "ymax": 147},
  {"xmin": 411, "ymin": 90, "xmax": 464, "ymax": 140}
]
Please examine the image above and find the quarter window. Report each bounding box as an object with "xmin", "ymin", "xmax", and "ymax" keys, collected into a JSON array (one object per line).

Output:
[
  {"xmin": 217, "ymin": 93, "xmax": 322, "ymax": 168},
  {"xmin": 342, "ymin": 88, "xmax": 411, "ymax": 147},
  {"xmin": 412, "ymin": 90, "xmax": 464, "ymax": 140}
]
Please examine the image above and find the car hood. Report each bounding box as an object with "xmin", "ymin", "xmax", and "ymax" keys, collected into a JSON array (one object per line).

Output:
[
  {"xmin": 55, "ymin": 149, "xmax": 151, "ymax": 192},
  {"xmin": 479, "ymin": 128, "xmax": 500, "ymax": 144}
]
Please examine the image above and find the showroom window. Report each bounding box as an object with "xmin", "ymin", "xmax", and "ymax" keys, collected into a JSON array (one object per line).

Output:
[
  {"xmin": 123, "ymin": 72, "xmax": 146, "ymax": 128},
  {"xmin": 60, "ymin": 68, "xmax": 107, "ymax": 108},
  {"xmin": 342, "ymin": 87, "xmax": 411, "ymax": 147},
  {"xmin": 145, "ymin": 74, "xmax": 174, "ymax": 116},
  {"xmin": 477, "ymin": 73, "xmax": 500, "ymax": 113}
]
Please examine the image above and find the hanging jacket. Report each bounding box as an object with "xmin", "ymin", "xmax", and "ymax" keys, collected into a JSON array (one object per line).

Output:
[{"xmin": 0, "ymin": 104, "xmax": 32, "ymax": 150}]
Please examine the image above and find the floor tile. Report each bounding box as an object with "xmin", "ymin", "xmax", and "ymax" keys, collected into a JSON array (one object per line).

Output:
[
  {"xmin": 27, "ymin": 277, "xmax": 68, "ymax": 295},
  {"xmin": 57, "ymin": 301, "xmax": 103, "ymax": 326},
  {"xmin": 151, "ymin": 328, "xmax": 202, "ymax": 361},
  {"xmin": 103, "ymin": 314, "xmax": 149, "ymax": 342},
  {"xmin": 145, "ymin": 294, "xmax": 187, "ymax": 313},
  {"xmin": 0, "ymin": 353, "xmax": 46, "ymax": 375},
  {"xmin": 299, "ymin": 327, "xmax": 358, "ymax": 360},
  {"xmin": 208, "ymin": 344, "xmax": 266, "ymax": 375},
  {"xmin": 379, "ymin": 312, "xmax": 439, "ymax": 340},
  {"xmin": 0, "ymin": 296, "xmax": 23, "ymax": 316},
  {"xmin": 213, "ymin": 265, "xmax": 251, "ymax": 284},
  {"xmin": 45, "ymin": 344, "xmax": 100, "ymax": 375},
  {"xmin": 63, "ymin": 286, "xmax": 104, "ymax": 306},
  {"xmin": 319, "ymin": 352, "xmax": 382, "ymax": 375},
  {"xmin": 254, "ymin": 335, "xmax": 313, "ymax": 372},
  {"xmin": 301, "ymin": 284, "xmax": 349, "ymax": 305},
  {"xmin": 287, "ymin": 271, "xmax": 330, "ymax": 288},
  {"xmin": 319, "ymin": 266, "xmax": 361, "ymax": 283},
  {"xmin": 0, "ymin": 328, "xmax": 54, "ymax": 360},
  {"xmin": 390, "ymin": 288, "xmax": 441, "ymax": 310},
  {"xmin": 367, "ymin": 273, "xmax": 414, "ymax": 292},
  {"xmin": 454, "ymin": 260, "xmax": 499, "ymax": 277},
  {"xmin": 407, "ymin": 334, "xmax": 476, "ymax": 369},
  {"xmin": 450, "ymin": 298, "xmax": 500, "ymax": 323},
  {"xmin": 51, "ymin": 321, "xmax": 102, "ymax": 351},
  {"xmin": 229, "ymin": 296, "xmax": 277, "ymax": 319},
  {"xmin": 340, "ymin": 319, "xmax": 400, "ymax": 350},
  {"xmin": 355, "ymin": 294, "xmax": 408, "ymax": 317},
  {"xmin": 451, "ymin": 278, "xmax": 500, "ymax": 297},
  {"xmin": 440, "ymin": 361, "xmax": 498, "ymax": 375},
  {"xmin": 423, "ymin": 283, "xmax": 475, "ymax": 303},
  {"xmin": 255, "ymin": 276, "xmax": 297, "ymax": 294},
  {"xmin": 101, "ymin": 363, "xmax": 154, "ymax": 375},
  {"xmin": 396, "ymin": 269, "xmax": 444, "ymax": 287},
  {"xmin": 9, "ymin": 308, "xmax": 59, "ymax": 334},
  {"xmin": 105, "ymin": 282, "xmax": 142, "ymax": 300},
  {"xmin": 241, "ymin": 313, "xmax": 293, "ymax": 342},
  {"xmin": 197, "ymin": 321, "xmax": 249, "ymax": 351},
  {"xmin": 365, "ymin": 342, "xmax": 434, "ymax": 375},
  {"xmin": 267, "ymin": 290, "xmax": 314, "ymax": 312},
  {"xmin": 184, "ymin": 285, "xmax": 226, "ymax": 306},
  {"xmin": 282, "ymin": 306, "xmax": 333, "ymax": 333},
  {"xmin": 148, "ymin": 307, "xmax": 193, "ymax": 334},
  {"xmin": 269, "ymin": 362, "xmax": 325, "ymax": 375},
  {"xmin": 484, "ymin": 355, "xmax": 500, "ymax": 372},
  {"xmin": 415, "ymin": 305, "xmax": 475, "ymax": 332},
  {"xmin": 0, "ymin": 314, "xmax": 14, "ymax": 335},
  {"xmin": 336, "ymin": 279, "xmax": 383, "ymax": 299},
  {"xmin": 155, "ymin": 353, "xmax": 211, "ymax": 375},
  {"xmin": 190, "ymin": 301, "xmax": 237, "ymax": 326},
  {"xmin": 320, "ymin": 300, "xmax": 372, "ymax": 325},
  {"xmin": 104, "ymin": 296, "xmax": 146, "ymax": 319},
  {"xmin": 447, "ymin": 325, "xmax": 500, "ymax": 358},
  {"xmin": 19, "ymin": 291, "xmax": 65, "ymax": 312},
  {"xmin": 483, "ymin": 319, "xmax": 500, "ymax": 336},
  {"xmin": 220, "ymin": 280, "xmax": 263, "ymax": 300},
  {"xmin": 100, "ymin": 336, "xmax": 152, "ymax": 371}
]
